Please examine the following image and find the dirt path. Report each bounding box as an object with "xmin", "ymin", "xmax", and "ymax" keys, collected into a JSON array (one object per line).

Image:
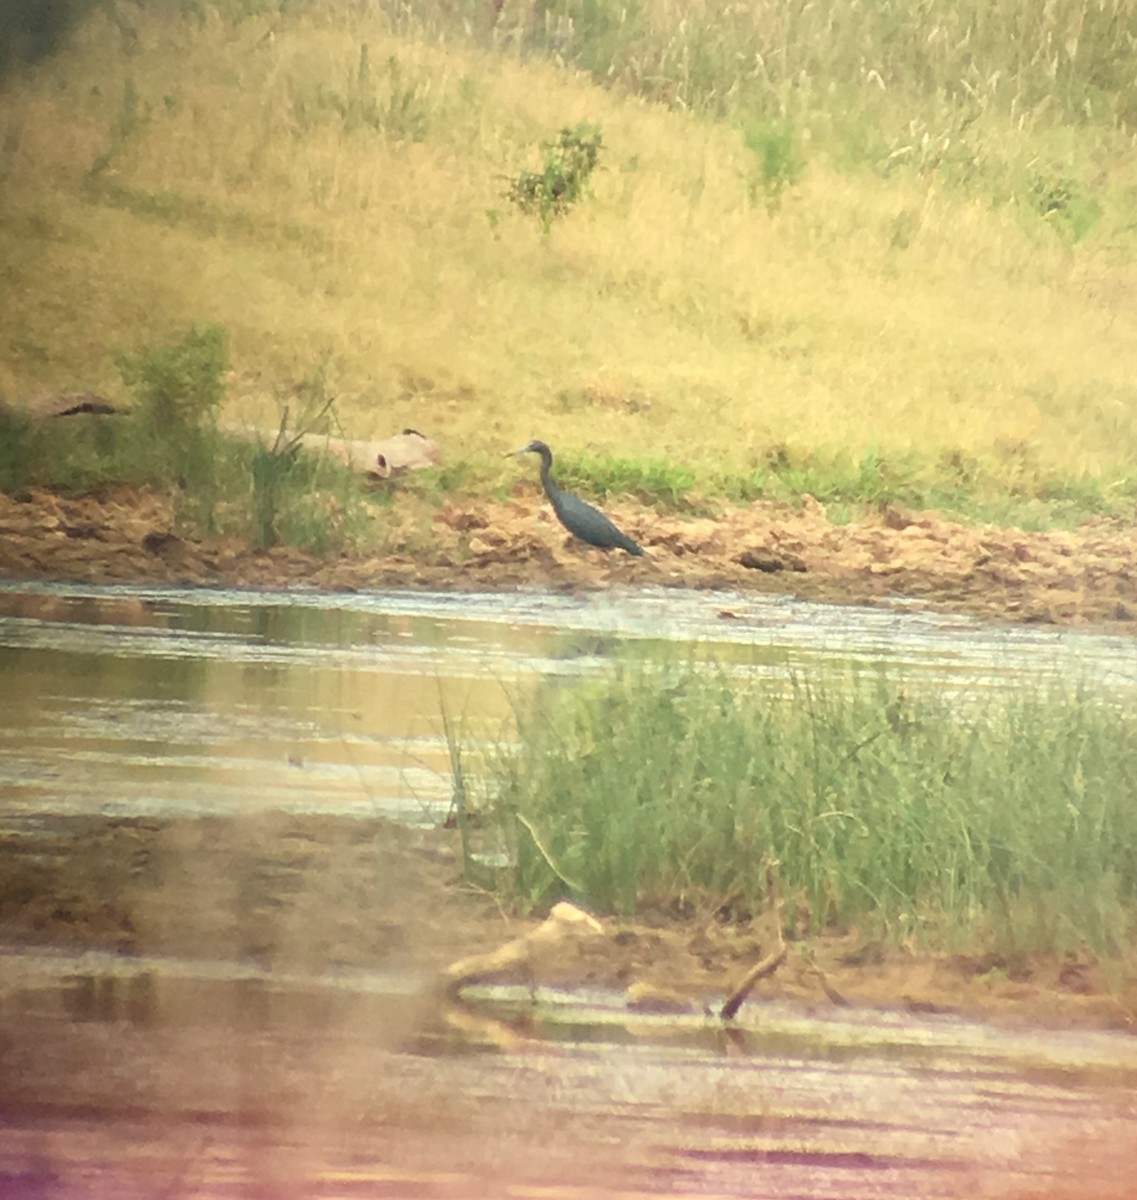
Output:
[{"xmin": 2, "ymin": 485, "xmax": 1136, "ymax": 631}]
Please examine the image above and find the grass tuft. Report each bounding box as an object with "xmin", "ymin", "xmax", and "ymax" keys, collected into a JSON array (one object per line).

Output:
[{"xmin": 483, "ymin": 659, "xmax": 1137, "ymax": 960}]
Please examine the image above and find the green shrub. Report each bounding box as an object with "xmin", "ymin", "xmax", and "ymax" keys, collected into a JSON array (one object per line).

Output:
[
  {"xmin": 0, "ymin": 406, "xmax": 37, "ymax": 493},
  {"xmin": 115, "ymin": 324, "xmax": 229, "ymax": 531},
  {"xmin": 506, "ymin": 123, "xmax": 603, "ymax": 231},
  {"xmin": 1027, "ymin": 170, "xmax": 1102, "ymax": 242},
  {"xmin": 742, "ymin": 119, "xmax": 805, "ymax": 209},
  {"xmin": 116, "ymin": 324, "xmax": 227, "ymax": 433}
]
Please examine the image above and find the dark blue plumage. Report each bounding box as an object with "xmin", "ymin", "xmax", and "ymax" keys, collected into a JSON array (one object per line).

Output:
[{"xmin": 514, "ymin": 439, "xmax": 644, "ymax": 556}]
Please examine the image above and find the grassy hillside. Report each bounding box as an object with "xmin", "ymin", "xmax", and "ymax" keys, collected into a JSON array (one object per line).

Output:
[{"xmin": 5, "ymin": 0, "xmax": 1137, "ymax": 526}]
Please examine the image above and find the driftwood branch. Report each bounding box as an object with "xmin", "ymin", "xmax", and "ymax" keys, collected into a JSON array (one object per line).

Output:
[
  {"xmin": 4, "ymin": 392, "xmax": 127, "ymax": 419},
  {"xmin": 442, "ymin": 902, "xmax": 604, "ymax": 996},
  {"xmin": 720, "ymin": 930, "xmax": 788, "ymax": 1021},
  {"xmin": 721, "ymin": 858, "xmax": 788, "ymax": 1021}
]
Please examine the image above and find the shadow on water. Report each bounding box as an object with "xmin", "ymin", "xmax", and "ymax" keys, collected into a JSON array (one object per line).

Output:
[{"xmin": 2, "ymin": 582, "xmax": 1137, "ymax": 1197}]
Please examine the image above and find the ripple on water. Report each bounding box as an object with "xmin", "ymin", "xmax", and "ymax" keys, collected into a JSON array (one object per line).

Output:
[{"xmin": 2, "ymin": 581, "xmax": 1136, "ymax": 825}]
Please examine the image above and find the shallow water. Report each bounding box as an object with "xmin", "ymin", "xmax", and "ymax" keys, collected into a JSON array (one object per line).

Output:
[
  {"xmin": 2, "ymin": 581, "xmax": 1136, "ymax": 1198},
  {"xmin": 2, "ymin": 950, "xmax": 1136, "ymax": 1198},
  {"xmin": 2, "ymin": 580, "xmax": 1135, "ymax": 826}
]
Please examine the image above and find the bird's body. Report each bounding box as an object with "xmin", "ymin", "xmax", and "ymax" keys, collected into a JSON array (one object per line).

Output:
[{"xmin": 513, "ymin": 439, "xmax": 644, "ymax": 556}]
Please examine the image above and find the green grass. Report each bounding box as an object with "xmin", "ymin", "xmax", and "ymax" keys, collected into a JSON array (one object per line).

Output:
[
  {"xmin": 480, "ymin": 659, "xmax": 1137, "ymax": 960},
  {"xmin": 700, "ymin": 446, "xmax": 1132, "ymax": 529},
  {"xmin": 556, "ymin": 449, "xmax": 699, "ymax": 510}
]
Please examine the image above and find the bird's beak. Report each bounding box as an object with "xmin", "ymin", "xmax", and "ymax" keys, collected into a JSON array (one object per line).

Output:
[{"xmin": 506, "ymin": 447, "xmax": 527, "ymax": 458}]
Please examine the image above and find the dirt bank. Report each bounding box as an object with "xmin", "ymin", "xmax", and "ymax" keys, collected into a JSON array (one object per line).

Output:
[{"xmin": 2, "ymin": 484, "xmax": 1136, "ymax": 632}]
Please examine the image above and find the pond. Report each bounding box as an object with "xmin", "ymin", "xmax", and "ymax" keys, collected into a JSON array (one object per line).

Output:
[
  {"xmin": 3, "ymin": 581, "xmax": 1135, "ymax": 825},
  {"xmin": 1, "ymin": 581, "xmax": 1135, "ymax": 1198}
]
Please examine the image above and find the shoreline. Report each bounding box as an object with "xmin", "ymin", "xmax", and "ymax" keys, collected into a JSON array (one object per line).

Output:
[
  {"xmin": 2, "ymin": 485, "xmax": 1136, "ymax": 632},
  {"xmin": 4, "ymin": 485, "xmax": 1137, "ymax": 1034}
]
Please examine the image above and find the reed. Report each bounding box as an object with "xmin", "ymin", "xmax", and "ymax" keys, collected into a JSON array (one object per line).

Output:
[{"xmin": 484, "ymin": 660, "xmax": 1137, "ymax": 958}]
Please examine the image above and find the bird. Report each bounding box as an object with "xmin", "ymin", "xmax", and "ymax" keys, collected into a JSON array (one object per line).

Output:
[{"xmin": 511, "ymin": 439, "xmax": 644, "ymax": 556}]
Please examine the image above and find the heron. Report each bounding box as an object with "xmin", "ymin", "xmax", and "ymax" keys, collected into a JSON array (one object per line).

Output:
[{"xmin": 510, "ymin": 439, "xmax": 644, "ymax": 556}]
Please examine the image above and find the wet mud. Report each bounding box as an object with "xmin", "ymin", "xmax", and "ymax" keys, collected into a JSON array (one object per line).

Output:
[
  {"xmin": 2, "ymin": 484, "xmax": 1136, "ymax": 631},
  {"xmin": 2, "ymin": 812, "xmax": 1133, "ymax": 1034}
]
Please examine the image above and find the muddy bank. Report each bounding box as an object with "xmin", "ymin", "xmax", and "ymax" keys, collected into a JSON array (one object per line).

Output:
[
  {"xmin": 2, "ymin": 812, "xmax": 1133, "ymax": 1036},
  {"xmin": 1, "ymin": 485, "xmax": 1136, "ymax": 630}
]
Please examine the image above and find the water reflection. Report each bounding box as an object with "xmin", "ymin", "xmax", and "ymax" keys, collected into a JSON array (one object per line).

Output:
[{"xmin": 2, "ymin": 955, "xmax": 1135, "ymax": 1198}]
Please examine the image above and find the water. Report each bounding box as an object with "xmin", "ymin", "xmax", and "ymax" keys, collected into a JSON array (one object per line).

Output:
[
  {"xmin": 3, "ymin": 581, "xmax": 1135, "ymax": 825},
  {"xmin": 1, "ymin": 581, "xmax": 1136, "ymax": 1198},
  {"xmin": 2, "ymin": 960, "xmax": 1135, "ymax": 1197}
]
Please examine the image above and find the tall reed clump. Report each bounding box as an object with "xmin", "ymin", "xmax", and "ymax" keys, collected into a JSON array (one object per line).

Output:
[
  {"xmin": 484, "ymin": 661, "xmax": 1137, "ymax": 959},
  {"xmin": 477, "ymin": 0, "xmax": 1137, "ymax": 136}
]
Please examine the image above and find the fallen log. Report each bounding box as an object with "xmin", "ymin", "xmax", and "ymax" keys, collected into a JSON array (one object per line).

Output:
[
  {"xmin": 295, "ymin": 428, "xmax": 442, "ymax": 478},
  {"xmin": 223, "ymin": 424, "xmax": 442, "ymax": 479},
  {"xmin": 4, "ymin": 392, "xmax": 127, "ymax": 419}
]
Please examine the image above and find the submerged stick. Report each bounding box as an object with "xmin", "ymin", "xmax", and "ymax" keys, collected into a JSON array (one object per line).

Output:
[
  {"xmin": 721, "ymin": 862, "xmax": 787, "ymax": 1021},
  {"xmin": 720, "ymin": 935, "xmax": 788, "ymax": 1021}
]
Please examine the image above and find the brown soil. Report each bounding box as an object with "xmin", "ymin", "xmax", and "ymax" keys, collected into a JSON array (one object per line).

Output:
[
  {"xmin": 1, "ymin": 483, "xmax": 1136, "ymax": 631},
  {"xmin": 2, "ymin": 812, "xmax": 1134, "ymax": 1037},
  {"xmin": 3, "ymin": 484, "xmax": 1137, "ymax": 1036}
]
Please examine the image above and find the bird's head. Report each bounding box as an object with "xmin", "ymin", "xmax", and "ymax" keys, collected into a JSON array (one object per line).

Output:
[{"xmin": 507, "ymin": 439, "xmax": 550, "ymax": 458}]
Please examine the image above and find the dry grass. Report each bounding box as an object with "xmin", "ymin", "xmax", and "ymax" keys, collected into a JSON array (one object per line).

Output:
[{"xmin": 4, "ymin": 2, "xmax": 1137, "ymax": 514}]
